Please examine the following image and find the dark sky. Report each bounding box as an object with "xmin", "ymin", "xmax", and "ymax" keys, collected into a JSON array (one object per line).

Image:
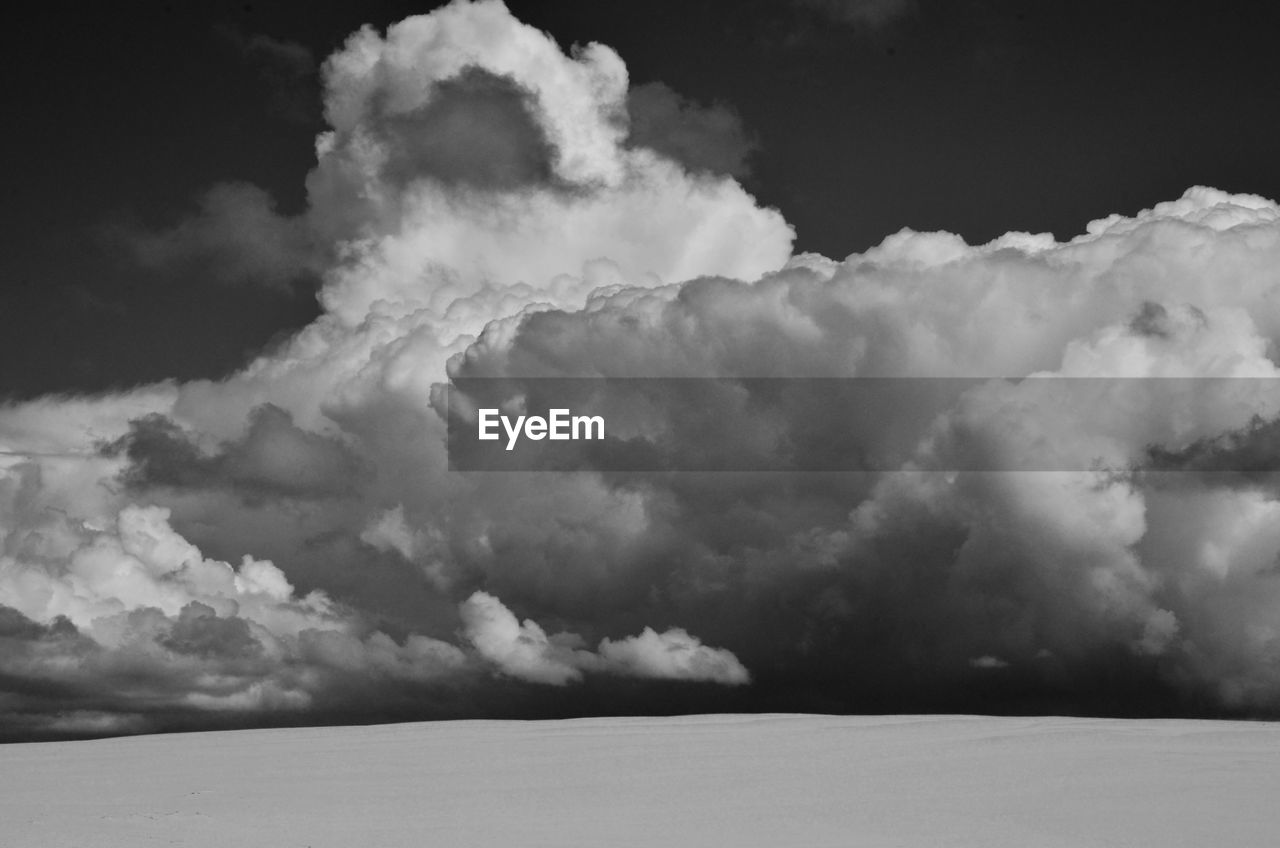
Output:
[{"xmin": 4, "ymin": 0, "xmax": 1279, "ymax": 398}]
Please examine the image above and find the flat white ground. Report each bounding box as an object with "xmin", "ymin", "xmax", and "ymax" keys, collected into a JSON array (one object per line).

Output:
[{"xmin": 3, "ymin": 713, "xmax": 1278, "ymax": 847}]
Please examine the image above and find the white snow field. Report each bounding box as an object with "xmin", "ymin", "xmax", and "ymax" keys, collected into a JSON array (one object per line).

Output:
[{"xmin": 3, "ymin": 713, "xmax": 1279, "ymax": 847}]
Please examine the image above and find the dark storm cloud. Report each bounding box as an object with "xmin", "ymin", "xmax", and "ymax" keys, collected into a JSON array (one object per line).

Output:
[
  {"xmin": 433, "ymin": 192, "xmax": 1280, "ymax": 717},
  {"xmin": 625, "ymin": 82, "xmax": 757, "ymax": 178},
  {"xmin": 1146, "ymin": 412, "xmax": 1280, "ymax": 480},
  {"xmin": 0, "ymin": 595, "xmax": 463, "ymax": 742},
  {"xmin": 159, "ymin": 601, "xmax": 264, "ymax": 660},
  {"xmin": 1129, "ymin": 301, "xmax": 1208, "ymax": 340},
  {"xmin": 0, "ymin": 605, "xmax": 79, "ymax": 642},
  {"xmin": 104, "ymin": 405, "xmax": 362, "ymax": 500}
]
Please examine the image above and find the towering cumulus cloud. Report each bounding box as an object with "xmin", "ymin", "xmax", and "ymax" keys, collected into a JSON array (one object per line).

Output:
[{"xmin": 6, "ymin": 0, "xmax": 1280, "ymax": 738}]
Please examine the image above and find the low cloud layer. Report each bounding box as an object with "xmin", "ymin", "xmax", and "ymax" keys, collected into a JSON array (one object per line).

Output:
[
  {"xmin": 6, "ymin": 0, "xmax": 1280, "ymax": 738},
  {"xmin": 461, "ymin": 591, "xmax": 749, "ymax": 686}
]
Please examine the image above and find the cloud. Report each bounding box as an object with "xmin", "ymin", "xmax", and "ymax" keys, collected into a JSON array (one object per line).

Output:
[
  {"xmin": 0, "ymin": 496, "xmax": 469, "ymax": 738},
  {"xmin": 118, "ymin": 182, "xmax": 318, "ymax": 290},
  {"xmin": 0, "ymin": 500, "xmax": 335, "ymax": 635},
  {"xmin": 444, "ymin": 185, "xmax": 1280, "ymax": 712},
  {"xmin": 105, "ymin": 405, "xmax": 362, "ymax": 500},
  {"xmin": 11, "ymin": 0, "xmax": 1280, "ymax": 737},
  {"xmin": 625, "ymin": 82, "xmax": 757, "ymax": 178},
  {"xmin": 372, "ymin": 65, "xmax": 560, "ymax": 191},
  {"xmin": 460, "ymin": 591, "xmax": 750, "ymax": 686},
  {"xmin": 969, "ymin": 655, "xmax": 1009, "ymax": 670},
  {"xmin": 460, "ymin": 591, "xmax": 585, "ymax": 685},
  {"xmin": 599, "ymin": 627, "xmax": 751, "ymax": 685},
  {"xmin": 1145, "ymin": 411, "xmax": 1280, "ymax": 480}
]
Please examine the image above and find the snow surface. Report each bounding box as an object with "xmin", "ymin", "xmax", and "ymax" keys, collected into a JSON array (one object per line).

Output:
[{"xmin": 3, "ymin": 713, "xmax": 1279, "ymax": 847}]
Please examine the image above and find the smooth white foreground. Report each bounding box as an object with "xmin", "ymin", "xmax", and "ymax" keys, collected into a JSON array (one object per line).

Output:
[{"xmin": 3, "ymin": 713, "xmax": 1279, "ymax": 847}]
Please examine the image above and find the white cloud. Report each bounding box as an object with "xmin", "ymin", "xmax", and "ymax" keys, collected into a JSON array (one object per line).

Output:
[
  {"xmin": 460, "ymin": 591, "xmax": 751, "ymax": 686},
  {"xmin": 460, "ymin": 591, "xmax": 585, "ymax": 685},
  {"xmin": 599, "ymin": 627, "xmax": 751, "ymax": 685}
]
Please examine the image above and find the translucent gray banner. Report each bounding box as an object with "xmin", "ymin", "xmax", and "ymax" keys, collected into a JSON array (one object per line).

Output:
[{"xmin": 442, "ymin": 377, "xmax": 1280, "ymax": 472}]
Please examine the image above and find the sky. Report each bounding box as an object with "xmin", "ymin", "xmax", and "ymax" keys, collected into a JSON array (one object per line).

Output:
[
  {"xmin": 6, "ymin": 0, "xmax": 1280, "ymax": 398},
  {"xmin": 5, "ymin": 0, "xmax": 1280, "ymax": 740}
]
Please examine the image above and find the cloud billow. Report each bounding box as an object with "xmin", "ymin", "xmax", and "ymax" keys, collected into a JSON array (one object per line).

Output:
[{"xmin": 6, "ymin": 0, "xmax": 1280, "ymax": 738}]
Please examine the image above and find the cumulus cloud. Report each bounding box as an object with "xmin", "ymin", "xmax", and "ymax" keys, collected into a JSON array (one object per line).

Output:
[
  {"xmin": 460, "ymin": 591, "xmax": 586, "ymax": 685},
  {"xmin": 444, "ymin": 184, "xmax": 1280, "ymax": 713},
  {"xmin": 0, "ymin": 500, "xmax": 467, "ymax": 738},
  {"xmin": 599, "ymin": 627, "xmax": 751, "ymax": 685},
  {"xmin": 9, "ymin": 0, "xmax": 1280, "ymax": 737},
  {"xmin": 120, "ymin": 1, "xmax": 790, "ymax": 319},
  {"xmin": 460, "ymin": 591, "xmax": 749, "ymax": 686}
]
